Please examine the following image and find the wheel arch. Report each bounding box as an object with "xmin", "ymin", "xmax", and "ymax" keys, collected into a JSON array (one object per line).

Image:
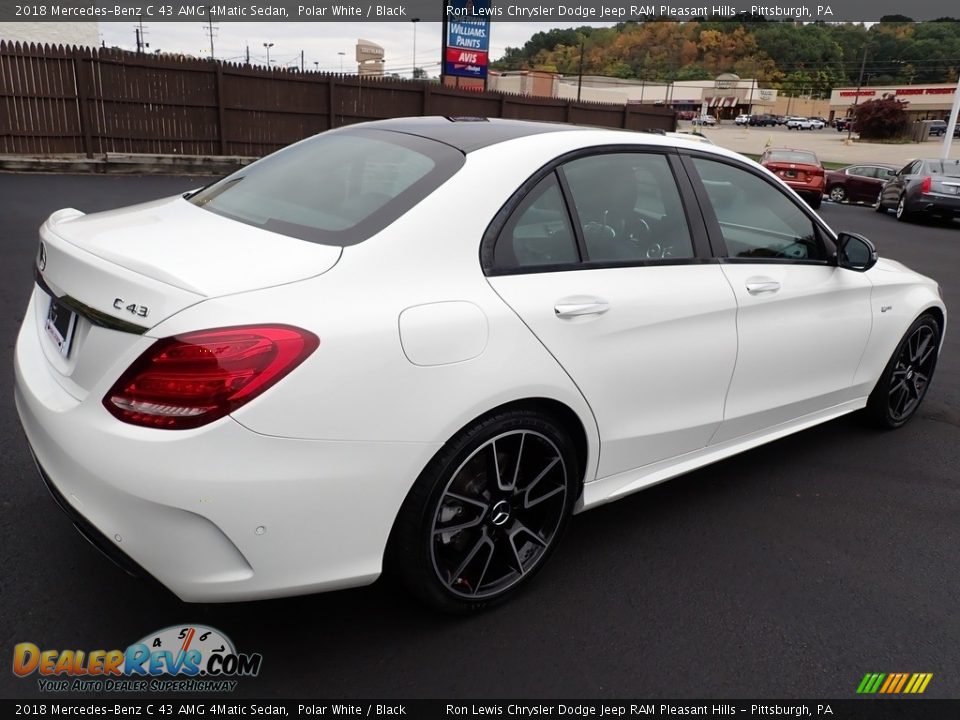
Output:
[
  {"xmin": 922, "ymin": 304, "xmax": 946, "ymax": 343},
  {"xmin": 425, "ymin": 396, "xmax": 592, "ymax": 496}
]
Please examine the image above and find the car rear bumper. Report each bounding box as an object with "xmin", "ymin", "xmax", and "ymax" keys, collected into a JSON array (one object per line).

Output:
[
  {"xmin": 915, "ymin": 192, "xmax": 960, "ymax": 216},
  {"xmin": 782, "ymin": 178, "xmax": 824, "ymax": 197},
  {"xmin": 14, "ymin": 304, "xmax": 441, "ymax": 602}
]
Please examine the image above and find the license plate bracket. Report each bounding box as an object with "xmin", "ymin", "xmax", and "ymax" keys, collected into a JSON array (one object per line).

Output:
[{"xmin": 45, "ymin": 296, "xmax": 78, "ymax": 358}]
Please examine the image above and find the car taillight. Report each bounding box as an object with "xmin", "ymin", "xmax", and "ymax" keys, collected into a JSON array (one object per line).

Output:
[
  {"xmin": 920, "ymin": 176, "xmax": 932, "ymax": 193},
  {"xmin": 103, "ymin": 325, "xmax": 319, "ymax": 430}
]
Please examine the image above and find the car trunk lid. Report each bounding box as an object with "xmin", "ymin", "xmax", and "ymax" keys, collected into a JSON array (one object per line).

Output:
[
  {"xmin": 765, "ymin": 161, "xmax": 823, "ymax": 183},
  {"xmin": 32, "ymin": 198, "xmax": 342, "ymax": 398}
]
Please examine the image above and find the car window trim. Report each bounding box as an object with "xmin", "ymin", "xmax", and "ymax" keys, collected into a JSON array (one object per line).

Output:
[
  {"xmin": 481, "ymin": 144, "xmax": 714, "ymax": 277},
  {"xmin": 676, "ymin": 150, "xmax": 838, "ymax": 265},
  {"xmin": 554, "ymin": 167, "xmax": 590, "ymax": 262}
]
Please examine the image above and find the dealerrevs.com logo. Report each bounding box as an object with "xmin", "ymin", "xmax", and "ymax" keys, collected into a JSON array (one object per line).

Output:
[{"xmin": 13, "ymin": 625, "xmax": 262, "ymax": 693}]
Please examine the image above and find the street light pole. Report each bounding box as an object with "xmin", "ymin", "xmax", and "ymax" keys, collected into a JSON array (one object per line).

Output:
[
  {"xmin": 263, "ymin": 42, "xmax": 274, "ymax": 68},
  {"xmin": 338, "ymin": 51, "xmax": 345, "ymax": 73},
  {"xmin": 942, "ymin": 71, "xmax": 960, "ymax": 160},
  {"xmin": 411, "ymin": 17, "xmax": 420, "ymax": 79}
]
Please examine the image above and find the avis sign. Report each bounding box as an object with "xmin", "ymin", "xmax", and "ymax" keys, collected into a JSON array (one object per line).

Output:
[{"xmin": 444, "ymin": 0, "xmax": 491, "ymax": 79}]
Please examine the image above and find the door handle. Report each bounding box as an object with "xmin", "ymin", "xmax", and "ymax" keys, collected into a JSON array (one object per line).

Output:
[
  {"xmin": 554, "ymin": 299, "xmax": 610, "ymax": 318},
  {"xmin": 745, "ymin": 279, "xmax": 781, "ymax": 295}
]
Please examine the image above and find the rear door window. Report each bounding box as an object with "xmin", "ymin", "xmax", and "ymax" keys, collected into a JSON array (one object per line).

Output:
[{"xmin": 494, "ymin": 173, "xmax": 579, "ymax": 270}]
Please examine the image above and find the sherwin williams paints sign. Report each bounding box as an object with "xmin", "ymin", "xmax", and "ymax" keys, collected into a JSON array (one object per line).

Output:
[{"xmin": 444, "ymin": 0, "xmax": 491, "ymax": 79}]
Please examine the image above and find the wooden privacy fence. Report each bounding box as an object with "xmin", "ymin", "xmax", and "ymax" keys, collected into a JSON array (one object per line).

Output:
[{"xmin": 0, "ymin": 41, "xmax": 676, "ymax": 158}]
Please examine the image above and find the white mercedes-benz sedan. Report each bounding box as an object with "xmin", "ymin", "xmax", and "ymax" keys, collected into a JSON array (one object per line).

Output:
[{"xmin": 15, "ymin": 117, "xmax": 946, "ymax": 612}]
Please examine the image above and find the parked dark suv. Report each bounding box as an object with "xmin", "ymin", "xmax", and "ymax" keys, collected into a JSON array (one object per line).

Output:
[
  {"xmin": 928, "ymin": 120, "xmax": 960, "ymax": 138},
  {"xmin": 835, "ymin": 117, "xmax": 854, "ymax": 132},
  {"xmin": 749, "ymin": 114, "xmax": 778, "ymax": 126}
]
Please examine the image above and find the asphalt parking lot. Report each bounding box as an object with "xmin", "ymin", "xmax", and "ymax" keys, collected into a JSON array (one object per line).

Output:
[{"xmin": 1, "ymin": 173, "xmax": 958, "ymax": 700}]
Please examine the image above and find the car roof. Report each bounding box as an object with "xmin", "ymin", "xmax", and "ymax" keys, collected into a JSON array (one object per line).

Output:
[
  {"xmin": 764, "ymin": 147, "xmax": 818, "ymax": 154},
  {"xmin": 354, "ymin": 116, "xmax": 591, "ymax": 153},
  {"xmin": 839, "ymin": 162, "xmax": 899, "ymax": 169}
]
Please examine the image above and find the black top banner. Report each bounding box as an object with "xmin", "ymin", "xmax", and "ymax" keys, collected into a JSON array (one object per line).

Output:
[
  {"xmin": 3, "ymin": 699, "xmax": 960, "ymax": 719},
  {"xmin": 1, "ymin": 0, "xmax": 959, "ymax": 23}
]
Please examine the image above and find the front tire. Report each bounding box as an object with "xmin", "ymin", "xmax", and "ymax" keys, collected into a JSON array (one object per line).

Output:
[
  {"xmin": 387, "ymin": 409, "xmax": 578, "ymax": 613},
  {"xmin": 866, "ymin": 315, "xmax": 941, "ymax": 429},
  {"xmin": 828, "ymin": 186, "xmax": 846, "ymax": 203}
]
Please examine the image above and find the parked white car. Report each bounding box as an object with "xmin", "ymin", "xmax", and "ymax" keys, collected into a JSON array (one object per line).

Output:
[
  {"xmin": 15, "ymin": 117, "xmax": 946, "ymax": 612},
  {"xmin": 734, "ymin": 114, "xmax": 751, "ymax": 125},
  {"xmin": 693, "ymin": 114, "xmax": 717, "ymax": 126},
  {"xmin": 787, "ymin": 117, "xmax": 815, "ymax": 130},
  {"xmin": 809, "ymin": 118, "xmax": 826, "ymax": 129}
]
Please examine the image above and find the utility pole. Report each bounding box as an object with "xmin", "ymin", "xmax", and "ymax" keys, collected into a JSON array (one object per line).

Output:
[
  {"xmin": 135, "ymin": 20, "xmax": 146, "ymax": 54},
  {"xmin": 942, "ymin": 71, "xmax": 960, "ymax": 159},
  {"xmin": 301, "ymin": 50, "xmax": 305, "ymax": 73},
  {"xmin": 245, "ymin": 44, "xmax": 250, "ymax": 65},
  {"xmin": 411, "ymin": 17, "xmax": 420, "ymax": 79},
  {"xmin": 846, "ymin": 45, "xmax": 868, "ymax": 144},
  {"xmin": 206, "ymin": 15, "xmax": 217, "ymax": 60},
  {"xmin": 577, "ymin": 38, "xmax": 585, "ymax": 102},
  {"xmin": 338, "ymin": 52, "xmax": 345, "ymax": 73}
]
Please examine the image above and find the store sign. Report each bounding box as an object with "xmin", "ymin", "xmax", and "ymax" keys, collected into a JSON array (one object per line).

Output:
[
  {"xmin": 444, "ymin": 1, "xmax": 491, "ymax": 79},
  {"xmin": 839, "ymin": 90, "xmax": 876, "ymax": 97}
]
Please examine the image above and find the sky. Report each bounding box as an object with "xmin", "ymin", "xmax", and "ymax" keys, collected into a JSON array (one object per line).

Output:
[{"xmin": 97, "ymin": 21, "xmax": 616, "ymax": 75}]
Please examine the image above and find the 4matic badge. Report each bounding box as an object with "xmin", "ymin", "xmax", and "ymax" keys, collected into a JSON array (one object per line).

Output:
[{"xmin": 12, "ymin": 624, "xmax": 262, "ymax": 693}]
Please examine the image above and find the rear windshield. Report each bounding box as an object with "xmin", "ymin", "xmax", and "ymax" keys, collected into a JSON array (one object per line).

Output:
[
  {"xmin": 926, "ymin": 160, "xmax": 960, "ymax": 178},
  {"xmin": 189, "ymin": 129, "xmax": 464, "ymax": 245},
  {"xmin": 766, "ymin": 151, "xmax": 818, "ymax": 165}
]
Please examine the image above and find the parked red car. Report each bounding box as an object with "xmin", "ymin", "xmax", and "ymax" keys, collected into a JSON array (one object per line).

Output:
[
  {"xmin": 759, "ymin": 148, "xmax": 825, "ymax": 209},
  {"xmin": 824, "ymin": 163, "xmax": 899, "ymax": 205}
]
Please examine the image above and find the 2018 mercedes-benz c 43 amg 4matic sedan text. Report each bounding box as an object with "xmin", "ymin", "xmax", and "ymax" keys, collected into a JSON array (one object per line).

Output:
[{"xmin": 15, "ymin": 118, "xmax": 947, "ymax": 612}]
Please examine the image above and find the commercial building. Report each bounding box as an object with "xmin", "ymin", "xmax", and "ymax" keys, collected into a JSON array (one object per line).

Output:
[
  {"xmin": 488, "ymin": 71, "xmax": 778, "ymax": 119},
  {"xmin": 829, "ymin": 83, "xmax": 957, "ymax": 121}
]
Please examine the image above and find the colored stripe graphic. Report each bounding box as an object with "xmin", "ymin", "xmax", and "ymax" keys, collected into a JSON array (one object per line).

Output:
[{"xmin": 857, "ymin": 673, "xmax": 933, "ymax": 694}]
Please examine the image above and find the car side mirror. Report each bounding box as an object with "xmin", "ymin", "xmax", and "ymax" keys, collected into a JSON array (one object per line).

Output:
[{"xmin": 836, "ymin": 232, "xmax": 878, "ymax": 272}]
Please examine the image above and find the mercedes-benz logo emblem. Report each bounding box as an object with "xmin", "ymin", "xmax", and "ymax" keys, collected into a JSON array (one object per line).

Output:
[
  {"xmin": 37, "ymin": 242, "xmax": 47, "ymax": 272},
  {"xmin": 490, "ymin": 500, "xmax": 511, "ymax": 527}
]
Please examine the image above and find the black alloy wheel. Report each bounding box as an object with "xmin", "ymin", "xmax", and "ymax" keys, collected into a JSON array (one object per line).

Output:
[
  {"xmin": 867, "ymin": 315, "xmax": 941, "ymax": 428},
  {"xmin": 388, "ymin": 409, "xmax": 578, "ymax": 612}
]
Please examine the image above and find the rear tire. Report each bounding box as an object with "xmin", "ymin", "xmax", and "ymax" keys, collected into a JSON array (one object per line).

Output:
[
  {"xmin": 875, "ymin": 196, "xmax": 887, "ymax": 213},
  {"xmin": 807, "ymin": 193, "xmax": 822, "ymax": 210},
  {"xmin": 387, "ymin": 408, "xmax": 579, "ymax": 613},
  {"xmin": 865, "ymin": 314, "xmax": 941, "ymax": 429}
]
